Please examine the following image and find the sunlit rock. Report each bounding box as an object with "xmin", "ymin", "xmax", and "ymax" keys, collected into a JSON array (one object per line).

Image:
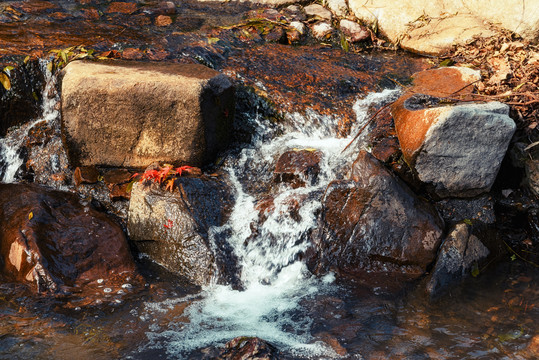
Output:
[
  {"xmin": 311, "ymin": 22, "xmax": 334, "ymax": 39},
  {"xmin": 61, "ymin": 60, "xmax": 234, "ymax": 168},
  {"xmin": 339, "ymin": 19, "xmax": 370, "ymax": 43},
  {"xmin": 391, "ymin": 67, "xmax": 516, "ymax": 197},
  {"xmin": 127, "ymin": 176, "xmax": 236, "ymax": 286},
  {"xmin": 349, "ymin": 0, "xmax": 539, "ymax": 55},
  {"xmin": 0, "ymin": 183, "xmax": 137, "ymax": 297},
  {"xmin": 426, "ymin": 222, "xmax": 490, "ymax": 298},
  {"xmin": 309, "ymin": 151, "xmax": 444, "ymax": 280},
  {"xmin": 304, "ymin": 4, "xmax": 333, "ymax": 21},
  {"xmin": 326, "ymin": 0, "xmax": 348, "ymax": 17}
]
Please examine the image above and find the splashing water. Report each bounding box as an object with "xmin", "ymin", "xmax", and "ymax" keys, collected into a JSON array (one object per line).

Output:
[
  {"xmin": 140, "ymin": 89, "xmax": 401, "ymax": 358},
  {"xmin": 0, "ymin": 60, "xmax": 59, "ymax": 183}
]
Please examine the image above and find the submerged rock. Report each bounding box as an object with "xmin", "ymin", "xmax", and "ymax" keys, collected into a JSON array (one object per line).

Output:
[
  {"xmin": 309, "ymin": 151, "xmax": 444, "ymax": 280},
  {"xmin": 392, "ymin": 67, "xmax": 516, "ymax": 197},
  {"xmin": 127, "ymin": 175, "xmax": 236, "ymax": 286},
  {"xmin": 0, "ymin": 183, "xmax": 136, "ymax": 296},
  {"xmin": 218, "ymin": 337, "xmax": 279, "ymax": 360},
  {"xmin": 274, "ymin": 149, "xmax": 322, "ymax": 188},
  {"xmin": 61, "ymin": 60, "xmax": 235, "ymax": 168},
  {"xmin": 426, "ymin": 222, "xmax": 490, "ymax": 298}
]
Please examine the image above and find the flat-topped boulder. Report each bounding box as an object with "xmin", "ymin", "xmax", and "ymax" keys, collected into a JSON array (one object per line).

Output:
[{"xmin": 61, "ymin": 60, "xmax": 234, "ymax": 168}]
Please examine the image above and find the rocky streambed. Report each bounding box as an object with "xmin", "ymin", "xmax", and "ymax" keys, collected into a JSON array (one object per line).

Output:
[{"xmin": 1, "ymin": 0, "xmax": 538, "ymax": 359}]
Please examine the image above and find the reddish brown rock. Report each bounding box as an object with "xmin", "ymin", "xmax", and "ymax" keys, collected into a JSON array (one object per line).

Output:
[
  {"xmin": 14, "ymin": 0, "xmax": 58, "ymax": 14},
  {"xmin": 308, "ymin": 151, "xmax": 444, "ymax": 279},
  {"xmin": 371, "ymin": 137, "xmax": 400, "ymax": 163},
  {"xmin": 0, "ymin": 184, "xmax": 136, "ymax": 295},
  {"xmin": 122, "ymin": 47, "xmax": 144, "ymax": 60},
  {"xmin": 155, "ymin": 15, "xmax": 173, "ymax": 27},
  {"xmin": 391, "ymin": 67, "xmax": 480, "ymax": 162},
  {"xmin": 106, "ymin": 2, "xmax": 137, "ymax": 14},
  {"xmin": 274, "ymin": 149, "xmax": 322, "ymax": 188},
  {"xmin": 73, "ymin": 166, "xmax": 100, "ymax": 186},
  {"xmin": 109, "ymin": 183, "xmax": 131, "ymax": 201},
  {"xmin": 80, "ymin": 8, "xmax": 99, "ymax": 20}
]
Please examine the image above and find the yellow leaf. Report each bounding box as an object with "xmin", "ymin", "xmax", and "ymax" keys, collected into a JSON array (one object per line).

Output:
[
  {"xmin": 24, "ymin": 55, "xmax": 30, "ymax": 64},
  {"xmin": 0, "ymin": 73, "xmax": 11, "ymax": 91},
  {"xmin": 60, "ymin": 50, "xmax": 68, "ymax": 63},
  {"xmin": 28, "ymin": 212, "xmax": 33, "ymax": 220},
  {"xmin": 208, "ymin": 37, "xmax": 220, "ymax": 45}
]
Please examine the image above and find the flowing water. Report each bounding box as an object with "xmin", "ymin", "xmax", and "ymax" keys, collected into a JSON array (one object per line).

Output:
[
  {"xmin": 0, "ymin": 58, "xmax": 537, "ymax": 359},
  {"xmin": 0, "ymin": 60, "xmax": 60, "ymax": 184}
]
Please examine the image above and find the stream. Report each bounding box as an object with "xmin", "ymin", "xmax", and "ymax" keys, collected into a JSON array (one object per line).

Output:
[{"xmin": 0, "ymin": 1, "xmax": 538, "ymax": 359}]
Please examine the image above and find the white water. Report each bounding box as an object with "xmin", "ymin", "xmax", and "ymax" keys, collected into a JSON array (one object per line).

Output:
[
  {"xmin": 0, "ymin": 60, "xmax": 59, "ymax": 183},
  {"xmin": 140, "ymin": 89, "xmax": 401, "ymax": 358}
]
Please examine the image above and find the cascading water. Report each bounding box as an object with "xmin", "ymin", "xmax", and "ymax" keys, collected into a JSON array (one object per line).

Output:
[
  {"xmin": 139, "ymin": 89, "xmax": 401, "ymax": 358},
  {"xmin": 0, "ymin": 60, "xmax": 59, "ymax": 183}
]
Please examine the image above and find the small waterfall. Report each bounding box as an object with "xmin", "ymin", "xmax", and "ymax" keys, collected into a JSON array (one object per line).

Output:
[
  {"xmin": 0, "ymin": 60, "xmax": 59, "ymax": 183},
  {"xmin": 142, "ymin": 89, "xmax": 401, "ymax": 357}
]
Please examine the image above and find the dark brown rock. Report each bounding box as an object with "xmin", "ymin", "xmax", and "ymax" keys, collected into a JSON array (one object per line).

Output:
[
  {"xmin": 218, "ymin": 337, "xmax": 279, "ymax": 360},
  {"xmin": 61, "ymin": 60, "xmax": 235, "ymax": 168},
  {"xmin": 308, "ymin": 151, "xmax": 444, "ymax": 279},
  {"xmin": 274, "ymin": 149, "xmax": 322, "ymax": 188},
  {"xmin": 109, "ymin": 183, "xmax": 131, "ymax": 201},
  {"xmin": 0, "ymin": 184, "xmax": 137, "ymax": 296},
  {"xmin": 74, "ymin": 166, "xmax": 100, "ymax": 186},
  {"xmin": 127, "ymin": 176, "xmax": 237, "ymax": 286},
  {"xmin": 103, "ymin": 168, "xmax": 132, "ymax": 185}
]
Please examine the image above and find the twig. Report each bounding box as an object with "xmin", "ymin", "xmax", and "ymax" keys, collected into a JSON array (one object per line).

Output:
[
  {"xmin": 503, "ymin": 239, "xmax": 539, "ymax": 267},
  {"xmin": 341, "ymin": 102, "xmax": 393, "ymax": 153}
]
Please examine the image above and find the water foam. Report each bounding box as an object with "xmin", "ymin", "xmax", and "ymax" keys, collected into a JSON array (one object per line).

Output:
[
  {"xmin": 141, "ymin": 89, "xmax": 401, "ymax": 358},
  {"xmin": 0, "ymin": 60, "xmax": 59, "ymax": 183}
]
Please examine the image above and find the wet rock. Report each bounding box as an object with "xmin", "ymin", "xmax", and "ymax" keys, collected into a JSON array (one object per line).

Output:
[
  {"xmin": 264, "ymin": 26, "xmax": 286, "ymax": 43},
  {"xmin": 392, "ymin": 67, "xmax": 516, "ymax": 197},
  {"xmin": 155, "ymin": 15, "xmax": 173, "ymax": 26},
  {"xmin": 426, "ymin": 223, "xmax": 490, "ymax": 298},
  {"xmin": 127, "ymin": 176, "xmax": 235, "ymax": 286},
  {"xmin": 371, "ymin": 137, "xmax": 400, "ymax": 163},
  {"xmin": 309, "ymin": 151, "xmax": 444, "ymax": 279},
  {"xmin": 61, "ymin": 60, "xmax": 235, "ymax": 168},
  {"xmin": 0, "ymin": 183, "xmax": 136, "ymax": 295},
  {"xmin": 282, "ymin": 5, "xmax": 306, "ymax": 21},
  {"xmin": 435, "ymin": 195, "xmax": 495, "ymax": 225},
  {"xmin": 528, "ymin": 335, "xmax": 539, "ymax": 357},
  {"xmin": 13, "ymin": 0, "xmax": 59, "ymax": 14},
  {"xmin": 106, "ymin": 2, "xmax": 137, "ymax": 14},
  {"xmin": 218, "ymin": 337, "xmax": 279, "ymax": 360},
  {"xmin": 304, "ymin": 4, "xmax": 332, "ymax": 21},
  {"xmin": 326, "ymin": 0, "xmax": 348, "ymax": 17},
  {"xmin": 274, "ymin": 149, "xmax": 322, "ymax": 188},
  {"xmin": 339, "ymin": 19, "xmax": 370, "ymax": 43},
  {"xmin": 0, "ymin": 60, "xmax": 45, "ymax": 137},
  {"xmin": 311, "ymin": 22, "xmax": 334, "ymax": 39},
  {"xmin": 74, "ymin": 166, "xmax": 100, "ymax": 186}
]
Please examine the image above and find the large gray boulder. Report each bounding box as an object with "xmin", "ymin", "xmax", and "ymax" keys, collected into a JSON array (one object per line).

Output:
[
  {"xmin": 404, "ymin": 99, "xmax": 515, "ymax": 197},
  {"xmin": 308, "ymin": 151, "xmax": 444, "ymax": 280},
  {"xmin": 127, "ymin": 176, "xmax": 235, "ymax": 286},
  {"xmin": 426, "ymin": 222, "xmax": 490, "ymax": 298},
  {"xmin": 61, "ymin": 60, "xmax": 234, "ymax": 168}
]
